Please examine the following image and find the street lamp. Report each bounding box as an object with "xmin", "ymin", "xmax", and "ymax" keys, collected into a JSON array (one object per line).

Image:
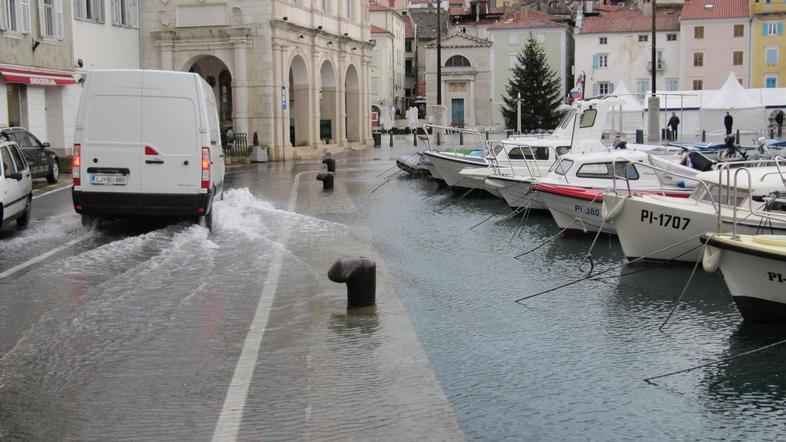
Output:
[
  {"xmin": 516, "ymin": 92, "xmax": 522, "ymax": 134},
  {"xmin": 436, "ymin": 0, "xmax": 442, "ymax": 145},
  {"xmin": 647, "ymin": 0, "xmax": 660, "ymax": 142}
]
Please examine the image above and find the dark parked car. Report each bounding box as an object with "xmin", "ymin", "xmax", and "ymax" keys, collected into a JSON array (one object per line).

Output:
[{"xmin": 0, "ymin": 127, "xmax": 59, "ymax": 183}]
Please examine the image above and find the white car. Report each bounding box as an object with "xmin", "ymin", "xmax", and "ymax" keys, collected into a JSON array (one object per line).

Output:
[
  {"xmin": 0, "ymin": 140, "xmax": 33, "ymax": 230},
  {"xmin": 71, "ymin": 70, "xmax": 226, "ymax": 228}
]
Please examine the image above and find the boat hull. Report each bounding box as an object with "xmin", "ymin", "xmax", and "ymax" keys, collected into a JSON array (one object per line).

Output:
[
  {"xmin": 458, "ymin": 168, "xmax": 502, "ymax": 197},
  {"xmin": 609, "ymin": 194, "xmax": 786, "ymax": 262},
  {"xmin": 703, "ymin": 235, "xmax": 786, "ymax": 323},
  {"xmin": 485, "ymin": 176, "xmax": 545, "ymax": 210},
  {"xmin": 423, "ymin": 152, "xmax": 487, "ymax": 188},
  {"xmin": 538, "ymin": 188, "xmax": 612, "ymax": 234}
]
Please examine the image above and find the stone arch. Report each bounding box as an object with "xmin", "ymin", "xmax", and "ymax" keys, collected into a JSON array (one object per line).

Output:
[
  {"xmin": 288, "ymin": 54, "xmax": 312, "ymax": 146},
  {"xmin": 186, "ymin": 55, "xmax": 233, "ymax": 134},
  {"xmin": 445, "ymin": 55, "xmax": 471, "ymax": 68},
  {"xmin": 319, "ymin": 60, "xmax": 338, "ymax": 144},
  {"xmin": 344, "ymin": 63, "xmax": 361, "ymax": 143}
]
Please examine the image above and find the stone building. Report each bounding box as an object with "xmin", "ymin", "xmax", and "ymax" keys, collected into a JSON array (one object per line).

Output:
[
  {"xmin": 424, "ymin": 32, "xmax": 492, "ymax": 127},
  {"xmin": 141, "ymin": 0, "xmax": 373, "ymax": 160}
]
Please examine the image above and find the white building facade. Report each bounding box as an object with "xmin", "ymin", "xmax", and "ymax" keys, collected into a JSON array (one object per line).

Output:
[
  {"xmin": 369, "ymin": 3, "xmax": 406, "ymax": 117},
  {"xmin": 141, "ymin": 0, "xmax": 373, "ymax": 160},
  {"xmin": 575, "ymin": 8, "xmax": 682, "ymax": 97},
  {"xmin": 0, "ymin": 0, "xmax": 77, "ymax": 155}
]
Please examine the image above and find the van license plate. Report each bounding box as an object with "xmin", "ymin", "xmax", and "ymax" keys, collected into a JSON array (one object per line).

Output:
[{"xmin": 91, "ymin": 175, "xmax": 128, "ymax": 185}]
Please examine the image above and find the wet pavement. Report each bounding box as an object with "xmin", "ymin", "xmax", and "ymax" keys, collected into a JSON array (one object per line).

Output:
[{"xmin": 2, "ymin": 136, "xmax": 786, "ymax": 440}]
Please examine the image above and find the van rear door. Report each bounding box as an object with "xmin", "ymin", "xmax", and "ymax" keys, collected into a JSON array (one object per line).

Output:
[
  {"xmin": 81, "ymin": 70, "xmax": 143, "ymax": 193},
  {"xmin": 140, "ymin": 71, "xmax": 201, "ymax": 195}
]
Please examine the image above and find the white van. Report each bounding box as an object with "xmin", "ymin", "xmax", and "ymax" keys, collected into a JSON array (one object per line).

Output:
[{"xmin": 72, "ymin": 70, "xmax": 225, "ymax": 228}]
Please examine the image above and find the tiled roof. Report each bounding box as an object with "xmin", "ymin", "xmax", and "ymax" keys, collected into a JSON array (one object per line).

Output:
[
  {"xmin": 579, "ymin": 7, "xmax": 681, "ymax": 33},
  {"xmin": 593, "ymin": 3, "xmax": 626, "ymax": 12},
  {"xmin": 371, "ymin": 25, "xmax": 389, "ymax": 33},
  {"xmin": 488, "ymin": 8, "xmax": 567, "ymax": 29},
  {"xmin": 404, "ymin": 16, "xmax": 415, "ymax": 38},
  {"xmin": 369, "ymin": 2, "xmax": 395, "ymax": 11},
  {"xmin": 681, "ymin": 0, "xmax": 749, "ymax": 20}
]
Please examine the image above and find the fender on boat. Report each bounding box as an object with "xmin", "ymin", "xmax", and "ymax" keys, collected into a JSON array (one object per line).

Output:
[
  {"xmin": 702, "ymin": 243, "xmax": 722, "ymax": 273},
  {"xmin": 601, "ymin": 194, "xmax": 625, "ymax": 221}
]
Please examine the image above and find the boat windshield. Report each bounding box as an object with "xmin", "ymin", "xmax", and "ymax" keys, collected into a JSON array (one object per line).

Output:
[
  {"xmin": 691, "ymin": 184, "xmax": 750, "ymax": 207},
  {"xmin": 575, "ymin": 161, "xmax": 639, "ymax": 180},
  {"xmin": 558, "ymin": 109, "xmax": 575, "ymax": 129},
  {"xmin": 550, "ymin": 159, "xmax": 574, "ymax": 175},
  {"xmin": 509, "ymin": 146, "xmax": 550, "ymax": 160}
]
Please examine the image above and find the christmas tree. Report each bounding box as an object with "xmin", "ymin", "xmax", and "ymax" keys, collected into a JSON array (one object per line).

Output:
[{"xmin": 501, "ymin": 36, "xmax": 565, "ymax": 132}]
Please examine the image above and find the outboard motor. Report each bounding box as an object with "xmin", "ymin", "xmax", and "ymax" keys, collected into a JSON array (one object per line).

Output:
[{"xmin": 613, "ymin": 139, "xmax": 627, "ymax": 150}]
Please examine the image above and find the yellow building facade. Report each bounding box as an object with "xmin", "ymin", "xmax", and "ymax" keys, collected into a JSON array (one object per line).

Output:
[{"xmin": 751, "ymin": 0, "xmax": 786, "ymax": 88}]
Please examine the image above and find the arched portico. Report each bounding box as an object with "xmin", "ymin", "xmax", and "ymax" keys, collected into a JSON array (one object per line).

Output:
[
  {"xmin": 345, "ymin": 64, "xmax": 361, "ymax": 143},
  {"xmin": 187, "ymin": 55, "xmax": 233, "ymax": 130},
  {"xmin": 289, "ymin": 55, "xmax": 312, "ymax": 146}
]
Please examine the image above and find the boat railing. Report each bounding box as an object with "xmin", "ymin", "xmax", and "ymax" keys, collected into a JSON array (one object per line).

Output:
[
  {"xmin": 727, "ymin": 157, "xmax": 786, "ymax": 237},
  {"xmin": 490, "ymin": 141, "xmax": 563, "ymax": 178},
  {"xmin": 611, "ymin": 157, "xmax": 720, "ymax": 214},
  {"xmin": 715, "ymin": 157, "xmax": 786, "ymax": 232},
  {"xmin": 422, "ymin": 124, "xmax": 488, "ymax": 156}
]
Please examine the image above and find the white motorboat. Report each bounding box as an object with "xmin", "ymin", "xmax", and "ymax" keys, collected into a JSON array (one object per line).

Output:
[
  {"xmin": 702, "ymin": 233, "xmax": 786, "ymax": 323},
  {"xmin": 423, "ymin": 96, "xmax": 617, "ymax": 191},
  {"xmin": 605, "ymin": 161, "xmax": 786, "ymax": 262},
  {"xmin": 534, "ymin": 146, "xmax": 698, "ymax": 234}
]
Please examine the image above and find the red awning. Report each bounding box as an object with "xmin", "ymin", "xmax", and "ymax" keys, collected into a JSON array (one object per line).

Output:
[{"xmin": 0, "ymin": 67, "xmax": 76, "ymax": 86}]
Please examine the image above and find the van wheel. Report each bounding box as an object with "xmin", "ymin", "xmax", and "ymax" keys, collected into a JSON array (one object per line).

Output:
[
  {"xmin": 46, "ymin": 160, "xmax": 59, "ymax": 184},
  {"xmin": 81, "ymin": 214, "xmax": 95, "ymax": 227},
  {"xmin": 16, "ymin": 196, "xmax": 32, "ymax": 229},
  {"xmin": 198, "ymin": 210, "xmax": 213, "ymax": 230}
]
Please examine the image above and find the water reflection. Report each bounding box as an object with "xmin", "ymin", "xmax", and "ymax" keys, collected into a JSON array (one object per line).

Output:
[{"xmin": 329, "ymin": 307, "xmax": 381, "ymax": 341}]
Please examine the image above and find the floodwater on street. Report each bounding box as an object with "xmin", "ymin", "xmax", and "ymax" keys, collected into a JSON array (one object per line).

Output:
[{"xmin": 1, "ymin": 142, "xmax": 786, "ymax": 440}]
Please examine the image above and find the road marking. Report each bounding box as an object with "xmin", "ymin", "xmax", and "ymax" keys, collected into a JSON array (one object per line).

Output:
[
  {"xmin": 33, "ymin": 184, "xmax": 73, "ymax": 200},
  {"xmin": 212, "ymin": 169, "xmax": 319, "ymax": 441},
  {"xmin": 0, "ymin": 234, "xmax": 90, "ymax": 280}
]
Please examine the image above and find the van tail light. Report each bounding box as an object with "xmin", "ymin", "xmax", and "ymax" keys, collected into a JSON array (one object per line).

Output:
[
  {"xmin": 145, "ymin": 145, "xmax": 159, "ymax": 155},
  {"xmin": 72, "ymin": 144, "xmax": 81, "ymax": 186},
  {"xmin": 201, "ymin": 147, "xmax": 210, "ymax": 189}
]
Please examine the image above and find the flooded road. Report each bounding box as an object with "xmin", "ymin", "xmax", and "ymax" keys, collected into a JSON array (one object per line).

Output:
[{"xmin": 1, "ymin": 144, "xmax": 786, "ymax": 440}]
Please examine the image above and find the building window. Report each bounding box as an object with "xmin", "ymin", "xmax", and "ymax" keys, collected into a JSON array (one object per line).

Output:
[
  {"xmin": 733, "ymin": 50, "xmax": 744, "ymax": 65},
  {"xmin": 593, "ymin": 54, "xmax": 608, "ymax": 69},
  {"xmin": 636, "ymin": 79, "xmax": 650, "ymax": 94},
  {"xmin": 667, "ymin": 33, "xmax": 677, "ymax": 41},
  {"xmin": 693, "ymin": 52, "xmax": 704, "ymax": 67},
  {"xmin": 638, "ymin": 34, "xmax": 648, "ymax": 42},
  {"xmin": 597, "ymin": 82, "xmax": 612, "ymax": 95},
  {"xmin": 445, "ymin": 55, "xmax": 471, "ymax": 67},
  {"xmin": 694, "ymin": 25, "xmax": 704, "ymax": 39},
  {"xmin": 765, "ymin": 76, "xmax": 777, "ymax": 88},
  {"xmin": 733, "ymin": 24, "xmax": 744, "ymax": 37},
  {"xmin": 40, "ymin": 0, "xmax": 62, "ymax": 38},
  {"xmin": 666, "ymin": 79, "xmax": 679, "ymax": 91},
  {"xmin": 599, "ymin": 36, "xmax": 607, "ymax": 45},
  {"xmin": 111, "ymin": 0, "xmax": 137, "ymax": 27},
  {"xmin": 3, "ymin": 0, "xmax": 32, "ymax": 33},
  {"xmin": 766, "ymin": 47, "xmax": 778, "ymax": 65},
  {"xmin": 764, "ymin": 22, "xmax": 783, "ymax": 36},
  {"xmin": 405, "ymin": 39, "xmax": 412, "ymax": 52},
  {"xmin": 74, "ymin": 0, "xmax": 104, "ymax": 22},
  {"xmin": 692, "ymin": 79, "xmax": 703, "ymax": 90}
]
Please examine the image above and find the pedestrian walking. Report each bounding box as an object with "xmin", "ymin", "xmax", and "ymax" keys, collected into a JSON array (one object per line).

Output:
[
  {"xmin": 776, "ymin": 111, "xmax": 784, "ymax": 138},
  {"xmin": 724, "ymin": 112, "xmax": 734, "ymax": 135},
  {"xmin": 667, "ymin": 112, "xmax": 680, "ymax": 139}
]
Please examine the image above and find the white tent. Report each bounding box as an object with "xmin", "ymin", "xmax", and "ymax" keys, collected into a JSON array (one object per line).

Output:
[
  {"xmin": 605, "ymin": 81, "xmax": 645, "ymax": 134},
  {"xmin": 700, "ymin": 72, "xmax": 766, "ymax": 138}
]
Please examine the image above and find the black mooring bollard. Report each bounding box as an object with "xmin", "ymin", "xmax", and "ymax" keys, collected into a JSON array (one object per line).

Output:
[
  {"xmin": 635, "ymin": 129, "xmax": 644, "ymax": 144},
  {"xmin": 389, "ymin": 131, "xmax": 393, "ymax": 147},
  {"xmin": 328, "ymin": 257, "xmax": 376, "ymax": 307},
  {"xmin": 316, "ymin": 171, "xmax": 334, "ymax": 190},
  {"xmin": 322, "ymin": 156, "xmax": 336, "ymax": 172},
  {"xmin": 459, "ymin": 131, "xmax": 464, "ymax": 145},
  {"xmin": 413, "ymin": 131, "xmax": 417, "ymax": 147},
  {"xmin": 735, "ymin": 129, "xmax": 740, "ymax": 144},
  {"xmin": 701, "ymin": 130, "xmax": 706, "ymax": 142}
]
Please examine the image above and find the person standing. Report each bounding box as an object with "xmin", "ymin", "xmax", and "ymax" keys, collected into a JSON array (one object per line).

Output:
[
  {"xmin": 724, "ymin": 112, "xmax": 734, "ymax": 135},
  {"xmin": 667, "ymin": 112, "xmax": 680, "ymax": 139}
]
